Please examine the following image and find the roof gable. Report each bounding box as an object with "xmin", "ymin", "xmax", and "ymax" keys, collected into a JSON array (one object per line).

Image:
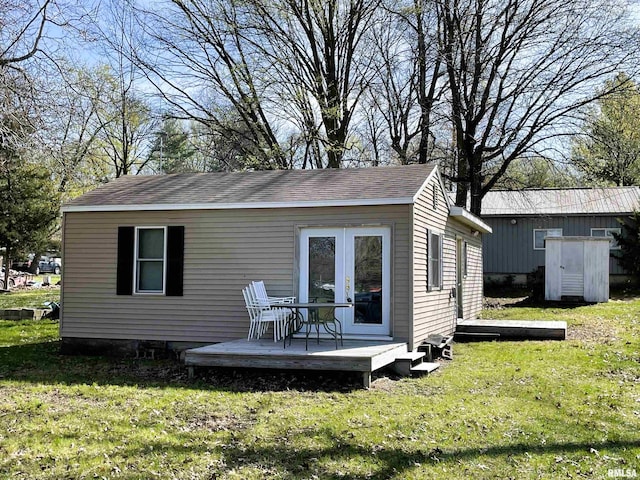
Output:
[
  {"xmin": 63, "ymin": 164, "xmax": 437, "ymax": 212},
  {"xmin": 413, "ymin": 165, "xmax": 451, "ymax": 209},
  {"xmin": 482, "ymin": 187, "xmax": 640, "ymax": 216}
]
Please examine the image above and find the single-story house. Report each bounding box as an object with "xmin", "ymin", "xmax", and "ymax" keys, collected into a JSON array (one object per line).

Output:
[
  {"xmin": 481, "ymin": 187, "xmax": 640, "ymax": 286},
  {"xmin": 60, "ymin": 164, "xmax": 491, "ymax": 355}
]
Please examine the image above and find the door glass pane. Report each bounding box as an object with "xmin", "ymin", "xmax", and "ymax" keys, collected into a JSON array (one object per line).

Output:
[
  {"xmin": 354, "ymin": 236, "xmax": 382, "ymax": 324},
  {"xmin": 308, "ymin": 237, "xmax": 335, "ymax": 303}
]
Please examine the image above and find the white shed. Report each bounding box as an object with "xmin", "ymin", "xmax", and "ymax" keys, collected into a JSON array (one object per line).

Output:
[{"xmin": 545, "ymin": 236, "xmax": 610, "ymax": 303}]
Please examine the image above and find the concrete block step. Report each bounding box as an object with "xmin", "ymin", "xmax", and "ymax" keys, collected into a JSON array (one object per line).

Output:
[
  {"xmin": 0, "ymin": 308, "xmax": 49, "ymax": 321},
  {"xmin": 410, "ymin": 362, "xmax": 440, "ymax": 374}
]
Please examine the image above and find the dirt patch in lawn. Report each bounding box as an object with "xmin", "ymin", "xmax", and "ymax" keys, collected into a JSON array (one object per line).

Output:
[
  {"xmin": 483, "ymin": 296, "xmax": 529, "ymax": 310},
  {"xmin": 177, "ymin": 411, "xmax": 247, "ymax": 433},
  {"xmin": 567, "ymin": 316, "xmax": 624, "ymax": 343}
]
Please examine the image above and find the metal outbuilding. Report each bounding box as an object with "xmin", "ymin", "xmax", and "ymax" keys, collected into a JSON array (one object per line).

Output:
[{"xmin": 481, "ymin": 187, "xmax": 640, "ymax": 286}]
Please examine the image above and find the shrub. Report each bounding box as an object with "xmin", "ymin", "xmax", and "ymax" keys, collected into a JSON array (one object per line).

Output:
[{"xmin": 612, "ymin": 211, "xmax": 640, "ymax": 282}]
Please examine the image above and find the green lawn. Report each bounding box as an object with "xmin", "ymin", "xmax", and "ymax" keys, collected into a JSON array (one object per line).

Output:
[
  {"xmin": 0, "ymin": 290, "xmax": 638, "ymax": 479},
  {"xmin": 0, "ymin": 285, "xmax": 60, "ymax": 310}
]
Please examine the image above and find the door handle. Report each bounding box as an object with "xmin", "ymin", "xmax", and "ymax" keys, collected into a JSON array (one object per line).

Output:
[{"xmin": 346, "ymin": 276, "xmax": 351, "ymax": 302}]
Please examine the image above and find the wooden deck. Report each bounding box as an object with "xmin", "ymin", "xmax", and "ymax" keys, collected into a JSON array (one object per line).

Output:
[
  {"xmin": 184, "ymin": 339, "xmax": 409, "ymax": 387},
  {"xmin": 456, "ymin": 319, "xmax": 567, "ymax": 340}
]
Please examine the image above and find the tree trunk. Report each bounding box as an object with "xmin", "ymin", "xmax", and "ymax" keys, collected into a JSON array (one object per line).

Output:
[
  {"xmin": 455, "ymin": 178, "xmax": 468, "ymax": 207},
  {"xmin": 324, "ymin": 120, "xmax": 346, "ymax": 168},
  {"xmin": 326, "ymin": 149, "xmax": 342, "ymax": 168},
  {"xmin": 29, "ymin": 251, "xmax": 42, "ymax": 274},
  {"xmin": 3, "ymin": 250, "xmax": 11, "ymax": 290},
  {"xmin": 454, "ymin": 144, "xmax": 469, "ymax": 207},
  {"xmin": 469, "ymin": 157, "xmax": 483, "ymax": 216},
  {"xmin": 415, "ymin": 0, "xmax": 429, "ymax": 165}
]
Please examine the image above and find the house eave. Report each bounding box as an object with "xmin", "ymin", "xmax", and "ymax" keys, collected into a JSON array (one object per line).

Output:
[
  {"xmin": 61, "ymin": 197, "xmax": 415, "ymax": 213},
  {"xmin": 482, "ymin": 212, "xmax": 633, "ymax": 217},
  {"xmin": 449, "ymin": 206, "xmax": 493, "ymax": 234}
]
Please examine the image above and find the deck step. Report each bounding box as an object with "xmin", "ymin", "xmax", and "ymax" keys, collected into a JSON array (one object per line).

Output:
[
  {"xmin": 394, "ymin": 351, "xmax": 426, "ymax": 362},
  {"xmin": 410, "ymin": 362, "xmax": 440, "ymax": 374},
  {"xmin": 392, "ymin": 351, "xmax": 427, "ymax": 376},
  {"xmin": 454, "ymin": 332, "xmax": 501, "ymax": 342}
]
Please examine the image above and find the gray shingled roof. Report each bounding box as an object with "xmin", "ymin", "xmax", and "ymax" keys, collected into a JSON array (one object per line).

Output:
[
  {"xmin": 63, "ymin": 164, "xmax": 437, "ymax": 210},
  {"xmin": 482, "ymin": 187, "xmax": 640, "ymax": 216}
]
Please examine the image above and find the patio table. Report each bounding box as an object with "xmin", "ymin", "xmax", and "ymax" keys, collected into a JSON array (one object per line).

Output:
[{"xmin": 284, "ymin": 302, "xmax": 352, "ymax": 350}]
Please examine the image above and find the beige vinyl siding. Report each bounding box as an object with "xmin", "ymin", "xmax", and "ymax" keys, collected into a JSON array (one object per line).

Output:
[
  {"xmin": 411, "ymin": 177, "xmax": 451, "ymax": 348},
  {"xmin": 61, "ymin": 205, "xmax": 412, "ymax": 344},
  {"xmin": 411, "ymin": 178, "xmax": 485, "ymax": 348},
  {"xmin": 448, "ymin": 222, "xmax": 484, "ymax": 321}
]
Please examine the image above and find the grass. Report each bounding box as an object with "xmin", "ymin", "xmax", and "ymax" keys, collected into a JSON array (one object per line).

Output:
[
  {"xmin": 0, "ymin": 285, "xmax": 60, "ymax": 310},
  {"xmin": 0, "ymin": 289, "xmax": 639, "ymax": 479}
]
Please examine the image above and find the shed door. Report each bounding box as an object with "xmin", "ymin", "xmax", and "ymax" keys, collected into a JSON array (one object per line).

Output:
[{"xmin": 561, "ymin": 240, "xmax": 584, "ymax": 297}]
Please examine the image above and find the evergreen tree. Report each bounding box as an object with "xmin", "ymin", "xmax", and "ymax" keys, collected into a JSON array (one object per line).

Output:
[
  {"xmin": 147, "ymin": 118, "xmax": 195, "ymax": 174},
  {"xmin": 612, "ymin": 211, "xmax": 640, "ymax": 282},
  {"xmin": 0, "ymin": 158, "xmax": 60, "ymax": 286}
]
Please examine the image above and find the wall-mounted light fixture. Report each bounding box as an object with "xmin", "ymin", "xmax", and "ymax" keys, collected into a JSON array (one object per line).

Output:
[{"xmin": 510, "ymin": 219, "xmax": 517, "ymax": 225}]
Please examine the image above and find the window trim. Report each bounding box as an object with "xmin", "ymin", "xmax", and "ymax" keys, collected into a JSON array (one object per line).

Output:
[
  {"xmin": 533, "ymin": 228, "xmax": 562, "ymax": 250},
  {"xmin": 590, "ymin": 227, "xmax": 621, "ymax": 250},
  {"xmin": 462, "ymin": 240, "xmax": 468, "ymax": 278},
  {"xmin": 427, "ymin": 229, "xmax": 443, "ymax": 291},
  {"xmin": 133, "ymin": 226, "xmax": 167, "ymax": 295}
]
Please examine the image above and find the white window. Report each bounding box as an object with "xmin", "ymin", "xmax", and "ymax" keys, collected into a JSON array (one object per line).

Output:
[
  {"xmin": 533, "ymin": 228, "xmax": 562, "ymax": 250},
  {"xmin": 428, "ymin": 230, "xmax": 443, "ymax": 290},
  {"xmin": 590, "ymin": 228, "xmax": 621, "ymax": 250},
  {"xmin": 135, "ymin": 227, "xmax": 166, "ymax": 294}
]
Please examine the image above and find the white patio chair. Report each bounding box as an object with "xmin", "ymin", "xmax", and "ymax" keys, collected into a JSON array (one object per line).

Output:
[
  {"xmin": 251, "ymin": 280, "xmax": 295, "ymax": 306},
  {"xmin": 251, "ymin": 281, "xmax": 295, "ymax": 339},
  {"xmin": 243, "ymin": 284, "xmax": 291, "ymax": 341},
  {"xmin": 243, "ymin": 286, "xmax": 266, "ymax": 340},
  {"xmin": 249, "ymin": 282, "xmax": 293, "ymax": 341}
]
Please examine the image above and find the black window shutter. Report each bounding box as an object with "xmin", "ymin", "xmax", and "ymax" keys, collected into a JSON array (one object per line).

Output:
[
  {"xmin": 426, "ymin": 228, "xmax": 431, "ymax": 292},
  {"xmin": 166, "ymin": 226, "xmax": 185, "ymax": 296},
  {"xmin": 117, "ymin": 226, "xmax": 135, "ymax": 295}
]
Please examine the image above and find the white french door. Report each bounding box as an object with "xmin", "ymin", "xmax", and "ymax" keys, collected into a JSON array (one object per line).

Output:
[{"xmin": 299, "ymin": 227, "xmax": 391, "ymax": 336}]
